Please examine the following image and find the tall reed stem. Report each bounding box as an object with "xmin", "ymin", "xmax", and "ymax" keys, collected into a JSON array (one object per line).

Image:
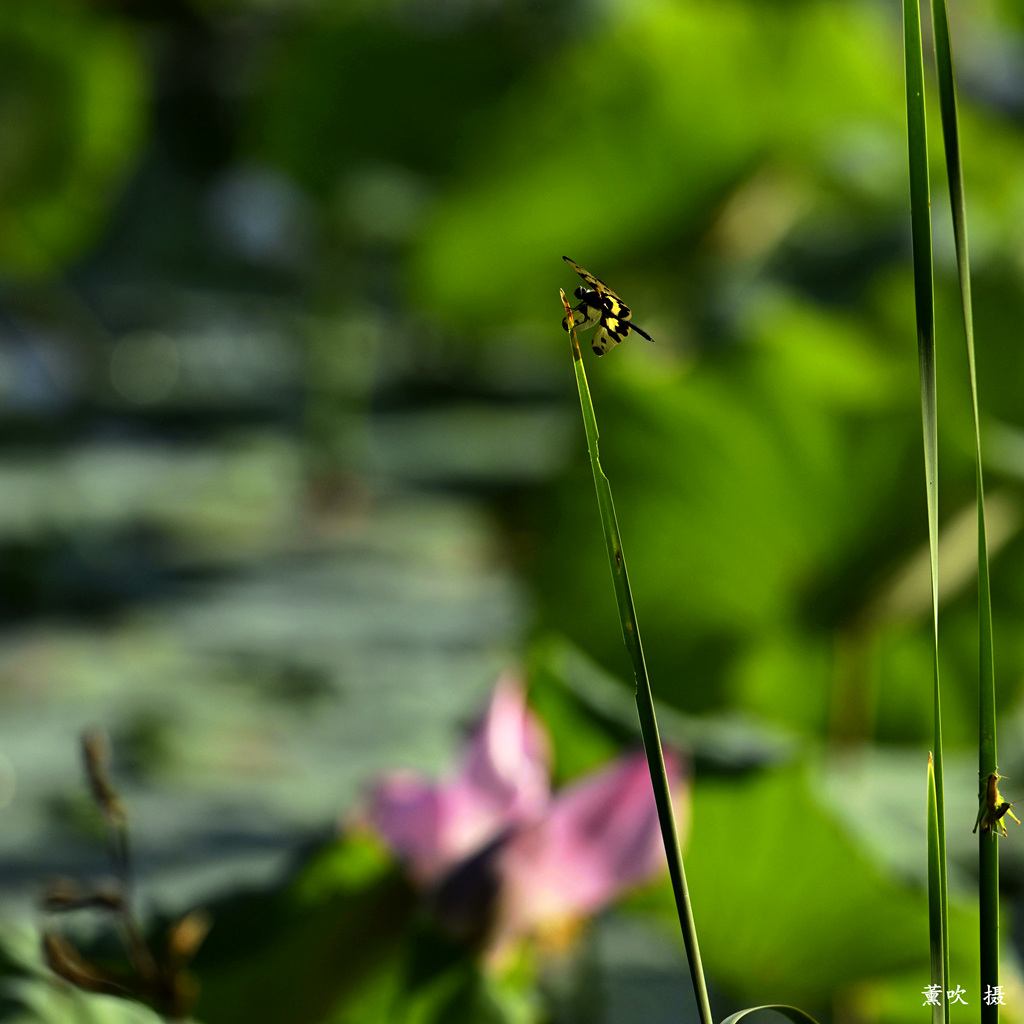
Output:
[
  {"xmin": 561, "ymin": 291, "xmax": 713, "ymax": 1024},
  {"xmin": 903, "ymin": 0, "xmax": 949, "ymax": 1016},
  {"xmin": 927, "ymin": 0, "xmax": 1001, "ymax": 1010}
]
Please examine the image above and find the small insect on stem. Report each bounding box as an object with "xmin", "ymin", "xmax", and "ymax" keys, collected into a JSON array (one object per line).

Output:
[{"xmin": 974, "ymin": 771, "xmax": 1021, "ymax": 839}]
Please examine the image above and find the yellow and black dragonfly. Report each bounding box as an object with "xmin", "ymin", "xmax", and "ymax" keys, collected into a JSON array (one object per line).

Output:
[{"xmin": 561, "ymin": 256, "xmax": 654, "ymax": 356}]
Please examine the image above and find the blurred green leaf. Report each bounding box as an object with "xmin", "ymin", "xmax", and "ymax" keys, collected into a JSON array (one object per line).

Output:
[
  {"xmin": 625, "ymin": 762, "xmax": 978, "ymax": 1019},
  {"xmin": 0, "ymin": 923, "xmax": 175, "ymax": 1024},
  {"xmin": 250, "ymin": 13, "xmax": 525, "ymax": 192},
  {"xmin": 408, "ymin": 0, "xmax": 903, "ymax": 328},
  {"xmin": 192, "ymin": 833, "xmax": 415, "ymax": 1024},
  {"xmin": 374, "ymin": 927, "xmax": 539, "ymax": 1024},
  {"xmin": 529, "ymin": 634, "xmax": 790, "ymax": 783},
  {"xmin": 0, "ymin": 1, "xmax": 146, "ymax": 276},
  {"xmin": 528, "ymin": 309, "xmax": 918, "ymax": 722},
  {"xmin": 528, "ymin": 637, "xmax": 623, "ymax": 786}
]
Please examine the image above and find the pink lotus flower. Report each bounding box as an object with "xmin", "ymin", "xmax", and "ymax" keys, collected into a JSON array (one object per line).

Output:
[
  {"xmin": 366, "ymin": 672, "xmax": 688, "ymax": 952},
  {"xmin": 368, "ymin": 673, "xmax": 550, "ymax": 883},
  {"xmin": 492, "ymin": 747, "xmax": 684, "ymax": 952}
]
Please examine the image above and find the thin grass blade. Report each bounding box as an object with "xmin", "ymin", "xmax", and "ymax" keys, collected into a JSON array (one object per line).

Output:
[
  {"xmin": 903, "ymin": 0, "xmax": 949, "ymax": 1015},
  {"xmin": 560, "ymin": 288, "xmax": 712, "ymax": 1024},
  {"xmin": 928, "ymin": 0, "xmax": 1000, "ymax": 1011},
  {"xmin": 719, "ymin": 1005, "xmax": 820, "ymax": 1024},
  {"xmin": 927, "ymin": 753, "xmax": 944, "ymax": 1024}
]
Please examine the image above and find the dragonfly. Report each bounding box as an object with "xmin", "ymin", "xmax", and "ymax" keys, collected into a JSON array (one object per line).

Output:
[{"xmin": 561, "ymin": 256, "xmax": 654, "ymax": 356}]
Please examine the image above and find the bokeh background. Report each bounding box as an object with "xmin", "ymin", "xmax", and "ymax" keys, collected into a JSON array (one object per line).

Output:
[{"xmin": 4, "ymin": 0, "xmax": 1024, "ymax": 1020}]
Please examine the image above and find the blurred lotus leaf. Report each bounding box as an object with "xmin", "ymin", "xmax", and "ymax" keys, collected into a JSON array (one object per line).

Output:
[
  {"xmin": 626, "ymin": 762, "xmax": 980, "ymax": 1020},
  {"xmin": 407, "ymin": 1, "xmax": 905, "ymax": 328}
]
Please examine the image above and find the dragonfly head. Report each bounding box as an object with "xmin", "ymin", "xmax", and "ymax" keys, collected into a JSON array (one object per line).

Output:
[{"xmin": 574, "ymin": 285, "xmax": 588, "ymax": 300}]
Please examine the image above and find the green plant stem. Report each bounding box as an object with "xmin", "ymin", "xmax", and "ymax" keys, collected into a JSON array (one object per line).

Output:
[
  {"xmin": 928, "ymin": 0, "xmax": 1000, "ymax": 1010},
  {"xmin": 903, "ymin": 0, "xmax": 949, "ymax": 1018},
  {"xmin": 563, "ymin": 299, "xmax": 712, "ymax": 1024},
  {"xmin": 926, "ymin": 754, "xmax": 944, "ymax": 1023},
  {"xmin": 980, "ymin": 834, "xmax": 999, "ymax": 1015}
]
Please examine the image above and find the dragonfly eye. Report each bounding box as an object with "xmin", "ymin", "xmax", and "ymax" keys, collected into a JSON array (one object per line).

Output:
[{"xmin": 574, "ymin": 286, "xmax": 588, "ymax": 299}]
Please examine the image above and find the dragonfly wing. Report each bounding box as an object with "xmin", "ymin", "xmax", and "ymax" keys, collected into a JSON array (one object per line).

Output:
[
  {"xmin": 600, "ymin": 309, "xmax": 633, "ymax": 344},
  {"xmin": 600, "ymin": 293, "xmax": 631, "ymax": 322},
  {"xmin": 562, "ymin": 300, "xmax": 602, "ymax": 332},
  {"xmin": 591, "ymin": 325, "xmax": 623, "ymax": 356},
  {"xmin": 563, "ymin": 256, "xmax": 625, "ymax": 306}
]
